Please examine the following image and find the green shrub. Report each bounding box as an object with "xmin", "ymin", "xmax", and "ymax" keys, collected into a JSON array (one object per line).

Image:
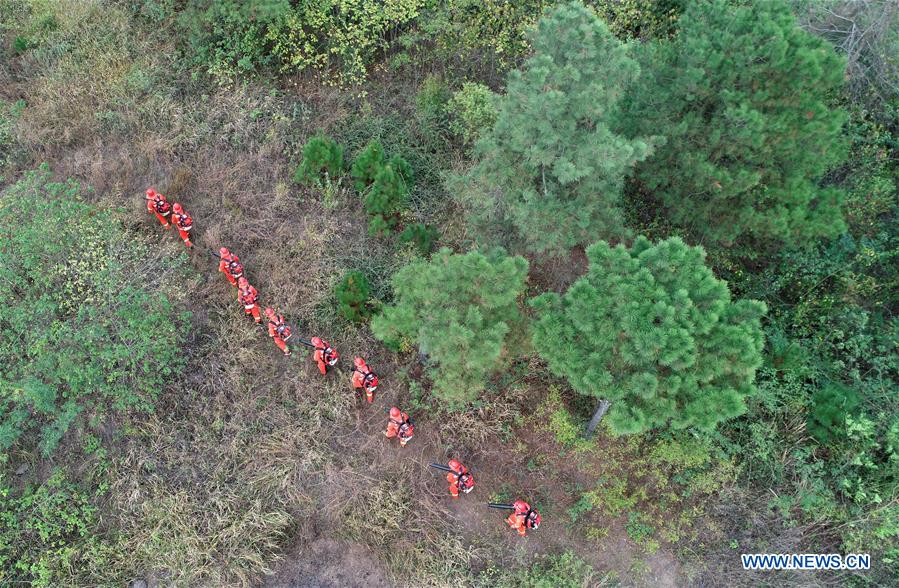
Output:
[
  {"xmin": 350, "ymin": 140, "xmax": 386, "ymax": 191},
  {"xmin": 414, "ymin": 75, "xmax": 451, "ymax": 128},
  {"xmin": 0, "ymin": 167, "xmax": 188, "ymax": 455},
  {"xmin": 0, "ymin": 469, "xmax": 111, "ymax": 587},
  {"xmin": 294, "ymin": 135, "xmax": 345, "ymax": 186},
  {"xmin": 447, "ymin": 82, "xmax": 497, "ymax": 146},
  {"xmin": 335, "ymin": 270, "xmax": 373, "ymax": 323},
  {"xmin": 372, "ymin": 248, "xmax": 528, "ymax": 404},
  {"xmin": 177, "ymin": 0, "xmax": 426, "ymax": 85},
  {"xmin": 808, "ymin": 383, "xmax": 861, "ymax": 444},
  {"xmin": 399, "ymin": 223, "xmax": 438, "ymax": 255}
]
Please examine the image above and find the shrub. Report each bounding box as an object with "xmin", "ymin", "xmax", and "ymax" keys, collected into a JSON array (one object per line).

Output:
[
  {"xmin": 294, "ymin": 135, "xmax": 345, "ymax": 186},
  {"xmin": 350, "ymin": 140, "xmax": 386, "ymax": 191},
  {"xmin": 399, "ymin": 223, "xmax": 439, "ymax": 255},
  {"xmin": 808, "ymin": 383, "xmax": 862, "ymax": 444},
  {"xmin": 178, "ymin": 0, "xmax": 427, "ymax": 85},
  {"xmin": 0, "ymin": 469, "xmax": 112, "ymax": 587},
  {"xmin": 414, "ymin": 75, "xmax": 451, "ymax": 129},
  {"xmin": 372, "ymin": 248, "xmax": 528, "ymax": 404},
  {"xmin": 461, "ymin": 2, "xmax": 653, "ymax": 255},
  {"xmin": 531, "ymin": 236, "xmax": 767, "ymax": 434},
  {"xmin": 447, "ymin": 82, "xmax": 498, "ymax": 146},
  {"xmin": 0, "ymin": 167, "xmax": 188, "ymax": 455},
  {"xmin": 335, "ymin": 270, "xmax": 373, "ymax": 323}
]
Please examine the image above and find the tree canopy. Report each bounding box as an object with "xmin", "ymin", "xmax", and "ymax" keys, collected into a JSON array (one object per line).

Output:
[
  {"xmin": 462, "ymin": 1, "xmax": 653, "ymax": 255},
  {"xmin": 531, "ymin": 236, "xmax": 767, "ymax": 434},
  {"xmin": 618, "ymin": 0, "xmax": 849, "ymax": 250},
  {"xmin": 372, "ymin": 248, "xmax": 528, "ymax": 403}
]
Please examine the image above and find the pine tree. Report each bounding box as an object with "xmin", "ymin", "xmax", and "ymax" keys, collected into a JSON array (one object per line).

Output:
[
  {"xmin": 335, "ymin": 270, "xmax": 373, "ymax": 323},
  {"xmin": 294, "ymin": 135, "xmax": 344, "ymax": 186},
  {"xmin": 531, "ymin": 236, "xmax": 767, "ymax": 434},
  {"xmin": 364, "ymin": 160, "xmax": 409, "ymax": 235},
  {"xmin": 462, "ymin": 1, "xmax": 653, "ymax": 255},
  {"xmin": 350, "ymin": 140, "xmax": 385, "ymax": 191},
  {"xmin": 618, "ymin": 0, "xmax": 848, "ymax": 249},
  {"xmin": 372, "ymin": 248, "xmax": 529, "ymax": 404}
]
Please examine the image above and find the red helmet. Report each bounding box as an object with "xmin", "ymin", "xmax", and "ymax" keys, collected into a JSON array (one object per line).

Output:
[
  {"xmin": 311, "ymin": 337, "xmax": 324, "ymax": 347},
  {"xmin": 145, "ymin": 188, "xmax": 156, "ymax": 199},
  {"xmin": 172, "ymin": 203, "xmax": 184, "ymax": 214},
  {"xmin": 353, "ymin": 357, "xmax": 366, "ymax": 369},
  {"xmin": 238, "ymin": 277, "xmax": 249, "ymax": 288},
  {"xmin": 219, "ymin": 247, "xmax": 230, "ymax": 257},
  {"xmin": 448, "ymin": 459, "xmax": 462, "ymax": 471},
  {"xmin": 264, "ymin": 307, "xmax": 276, "ymax": 319},
  {"xmin": 389, "ymin": 407, "xmax": 401, "ymax": 419}
]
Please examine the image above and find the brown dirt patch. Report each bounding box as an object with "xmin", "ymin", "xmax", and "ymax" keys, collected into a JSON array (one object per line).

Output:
[{"xmin": 262, "ymin": 538, "xmax": 391, "ymax": 588}]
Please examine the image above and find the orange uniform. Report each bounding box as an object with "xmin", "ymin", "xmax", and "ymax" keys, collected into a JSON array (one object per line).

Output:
[
  {"xmin": 218, "ymin": 247, "xmax": 243, "ymax": 287},
  {"xmin": 385, "ymin": 407, "xmax": 414, "ymax": 447},
  {"xmin": 145, "ymin": 188, "xmax": 171, "ymax": 228},
  {"xmin": 446, "ymin": 459, "xmax": 474, "ymax": 498},
  {"xmin": 311, "ymin": 337, "xmax": 339, "ymax": 375},
  {"xmin": 506, "ymin": 500, "xmax": 541, "ymax": 537},
  {"xmin": 237, "ymin": 277, "xmax": 261, "ymax": 323},
  {"xmin": 171, "ymin": 203, "xmax": 193, "ymax": 248},
  {"xmin": 350, "ymin": 357, "xmax": 378, "ymax": 403},
  {"xmin": 265, "ymin": 308, "xmax": 292, "ymax": 355}
]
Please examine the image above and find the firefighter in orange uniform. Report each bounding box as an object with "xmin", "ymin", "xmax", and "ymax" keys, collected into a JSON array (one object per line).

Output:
[
  {"xmin": 171, "ymin": 203, "xmax": 193, "ymax": 248},
  {"xmin": 446, "ymin": 459, "xmax": 474, "ymax": 498},
  {"xmin": 506, "ymin": 500, "xmax": 541, "ymax": 537},
  {"xmin": 311, "ymin": 337, "xmax": 339, "ymax": 375},
  {"xmin": 385, "ymin": 407, "xmax": 414, "ymax": 447},
  {"xmin": 350, "ymin": 357, "xmax": 378, "ymax": 403},
  {"xmin": 265, "ymin": 307, "xmax": 292, "ymax": 356},
  {"xmin": 218, "ymin": 247, "xmax": 243, "ymax": 287},
  {"xmin": 237, "ymin": 277, "xmax": 261, "ymax": 323},
  {"xmin": 145, "ymin": 188, "xmax": 171, "ymax": 228}
]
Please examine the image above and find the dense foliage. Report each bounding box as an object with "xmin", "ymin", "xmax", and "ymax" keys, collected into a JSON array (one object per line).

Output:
[
  {"xmin": 619, "ymin": 0, "xmax": 849, "ymax": 250},
  {"xmin": 532, "ymin": 237, "xmax": 767, "ymax": 434},
  {"xmin": 462, "ymin": 2, "xmax": 653, "ymax": 255},
  {"xmin": 372, "ymin": 248, "xmax": 528, "ymax": 403},
  {"xmin": 0, "ymin": 469, "xmax": 110, "ymax": 587},
  {"xmin": 176, "ymin": 0, "xmax": 426, "ymax": 85},
  {"xmin": 0, "ymin": 168, "xmax": 188, "ymax": 455}
]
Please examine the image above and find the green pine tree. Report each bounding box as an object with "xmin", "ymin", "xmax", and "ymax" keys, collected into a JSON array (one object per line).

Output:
[
  {"xmin": 294, "ymin": 135, "xmax": 345, "ymax": 186},
  {"xmin": 462, "ymin": 1, "xmax": 653, "ymax": 255},
  {"xmin": 372, "ymin": 248, "xmax": 529, "ymax": 404},
  {"xmin": 364, "ymin": 160, "xmax": 410, "ymax": 235},
  {"xmin": 350, "ymin": 140, "xmax": 385, "ymax": 191},
  {"xmin": 618, "ymin": 0, "xmax": 848, "ymax": 250},
  {"xmin": 531, "ymin": 236, "xmax": 767, "ymax": 434}
]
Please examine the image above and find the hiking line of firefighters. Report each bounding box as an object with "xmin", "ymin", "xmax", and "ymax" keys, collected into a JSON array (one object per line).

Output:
[{"xmin": 145, "ymin": 187, "xmax": 542, "ymax": 536}]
